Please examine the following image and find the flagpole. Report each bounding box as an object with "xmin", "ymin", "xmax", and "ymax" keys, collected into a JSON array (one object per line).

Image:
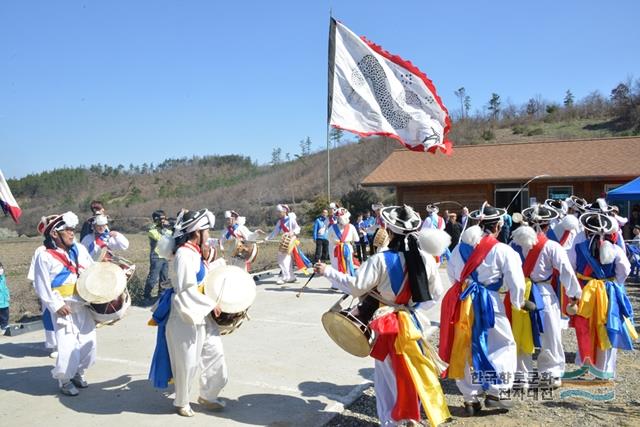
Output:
[
  {"xmin": 327, "ymin": 123, "xmax": 331, "ymax": 203},
  {"xmin": 326, "ymin": 13, "xmax": 335, "ymax": 203}
]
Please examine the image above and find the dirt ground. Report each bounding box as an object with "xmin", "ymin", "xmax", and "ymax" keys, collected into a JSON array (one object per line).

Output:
[{"xmin": 0, "ymin": 233, "xmax": 316, "ymax": 322}]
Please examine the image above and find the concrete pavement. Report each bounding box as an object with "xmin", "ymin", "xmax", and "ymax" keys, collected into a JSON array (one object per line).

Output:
[{"xmin": 0, "ymin": 268, "xmax": 449, "ymax": 427}]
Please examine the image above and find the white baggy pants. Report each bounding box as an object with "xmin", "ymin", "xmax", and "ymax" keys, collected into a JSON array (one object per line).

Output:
[
  {"xmin": 166, "ymin": 312, "xmax": 228, "ymax": 408},
  {"xmin": 516, "ymin": 283, "xmax": 566, "ymax": 378},
  {"xmin": 51, "ymin": 302, "xmax": 96, "ymax": 383},
  {"xmin": 277, "ymin": 252, "xmax": 295, "ymax": 281}
]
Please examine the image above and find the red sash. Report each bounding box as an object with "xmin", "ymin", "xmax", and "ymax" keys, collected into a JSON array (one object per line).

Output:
[
  {"xmin": 505, "ymin": 234, "xmax": 547, "ymax": 321},
  {"xmin": 439, "ymin": 235, "xmax": 499, "ymax": 368},
  {"xmin": 46, "ymin": 249, "xmax": 82, "ymax": 275},
  {"xmin": 279, "ymin": 217, "xmax": 290, "ymax": 233},
  {"xmin": 560, "ymin": 230, "xmax": 571, "ymax": 246}
]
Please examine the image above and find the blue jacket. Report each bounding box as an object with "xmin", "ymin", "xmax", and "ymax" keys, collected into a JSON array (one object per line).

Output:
[
  {"xmin": 313, "ymin": 216, "xmax": 328, "ymax": 240},
  {"xmin": 0, "ymin": 275, "xmax": 9, "ymax": 309}
]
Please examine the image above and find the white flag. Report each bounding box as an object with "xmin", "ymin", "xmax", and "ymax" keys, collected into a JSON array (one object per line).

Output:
[
  {"xmin": 0, "ymin": 169, "xmax": 21, "ymax": 223},
  {"xmin": 328, "ymin": 19, "xmax": 452, "ymax": 154}
]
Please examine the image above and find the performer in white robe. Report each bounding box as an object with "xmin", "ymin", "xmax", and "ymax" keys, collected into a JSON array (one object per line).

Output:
[
  {"xmin": 421, "ymin": 204, "xmax": 445, "ymax": 231},
  {"xmin": 160, "ymin": 209, "xmax": 227, "ymax": 417},
  {"xmin": 509, "ymin": 205, "xmax": 581, "ymax": 388},
  {"xmin": 80, "ymin": 214, "xmax": 129, "ymax": 259},
  {"xmin": 219, "ymin": 210, "xmax": 261, "ymax": 271},
  {"xmin": 266, "ymin": 204, "xmax": 301, "ymax": 284},
  {"xmin": 544, "ymin": 198, "xmax": 580, "ymax": 251},
  {"xmin": 316, "ymin": 205, "xmax": 451, "ymax": 427},
  {"xmin": 567, "ymin": 212, "xmax": 635, "ymax": 379},
  {"xmin": 32, "ymin": 212, "xmax": 95, "ymax": 396},
  {"xmin": 441, "ymin": 203, "xmax": 526, "ymax": 415},
  {"xmin": 326, "ymin": 207, "xmax": 360, "ymax": 276},
  {"xmin": 366, "ymin": 202, "xmax": 387, "ymax": 253}
]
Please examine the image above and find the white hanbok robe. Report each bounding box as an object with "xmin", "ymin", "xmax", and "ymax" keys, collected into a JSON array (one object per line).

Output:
[
  {"xmin": 447, "ymin": 241, "xmax": 525, "ymax": 402},
  {"xmin": 219, "ymin": 224, "xmax": 258, "ymax": 270},
  {"xmin": 324, "ymin": 249, "xmax": 443, "ymax": 426},
  {"xmin": 166, "ymin": 245, "xmax": 227, "ymax": 409},
  {"xmin": 267, "ymin": 215, "xmax": 300, "ymax": 281},
  {"xmin": 511, "ymin": 239, "xmax": 581, "ymax": 378},
  {"xmin": 80, "ymin": 231, "xmax": 129, "ymax": 259},
  {"xmin": 33, "ymin": 244, "xmax": 95, "ymax": 384}
]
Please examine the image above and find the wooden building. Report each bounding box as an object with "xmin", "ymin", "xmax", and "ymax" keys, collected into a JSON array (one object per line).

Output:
[{"xmin": 361, "ymin": 137, "xmax": 640, "ymax": 216}]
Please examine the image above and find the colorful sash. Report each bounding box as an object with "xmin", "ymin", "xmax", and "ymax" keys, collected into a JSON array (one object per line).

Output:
[
  {"xmin": 506, "ymin": 235, "xmax": 547, "ymax": 354},
  {"xmin": 332, "ymin": 224, "xmax": 357, "ymax": 276},
  {"xmin": 439, "ymin": 235, "xmax": 499, "ymax": 382},
  {"xmin": 368, "ymin": 252, "xmax": 450, "ymax": 425},
  {"xmin": 46, "ymin": 246, "xmax": 83, "ymax": 297},
  {"xmin": 88, "ymin": 231, "xmax": 109, "ymax": 256},
  {"xmin": 571, "ymin": 241, "xmax": 638, "ymax": 371},
  {"xmin": 280, "ymin": 217, "xmax": 312, "ymax": 274},
  {"xmin": 225, "ymin": 224, "xmax": 239, "ymax": 240}
]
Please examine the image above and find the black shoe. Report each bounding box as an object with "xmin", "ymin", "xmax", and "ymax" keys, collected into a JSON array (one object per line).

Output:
[
  {"xmin": 463, "ymin": 401, "xmax": 482, "ymax": 416},
  {"xmin": 484, "ymin": 394, "xmax": 513, "ymax": 410}
]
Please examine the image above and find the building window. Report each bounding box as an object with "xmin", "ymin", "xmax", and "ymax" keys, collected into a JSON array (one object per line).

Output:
[{"xmin": 547, "ymin": 186, "xmax": 573, "ymax": 200}]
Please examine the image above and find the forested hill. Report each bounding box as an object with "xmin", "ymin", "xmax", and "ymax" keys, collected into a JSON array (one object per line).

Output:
[
  {"xmin": 3, "ymin": 77, "xmax": 639, "ymax": 236},
  {"xmin": 2, "ymin": 137, "xmax": 398, "ymax": 236}
]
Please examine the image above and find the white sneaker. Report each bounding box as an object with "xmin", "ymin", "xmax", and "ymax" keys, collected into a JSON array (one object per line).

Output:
[
  {"xmin": 49, "ymin": 350, "xmax": 58, "ymax": 359},
  {"xmin": 276, "ymin": 279, "xmax": 285, "ymax": 285},
  {"xmin": 71, "ymin": 373, "xmax": 88, "ymax": 388},
  {"xmin": 286, "ymin": 278, "xmax": 298, "ymax": 284},
  {"xmin": 60, "ymin": 381, "xmax": 79, "ymax": 396}
]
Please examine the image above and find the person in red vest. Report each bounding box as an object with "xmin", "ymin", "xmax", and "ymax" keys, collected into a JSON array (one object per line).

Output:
[
  {"xmin": 439, "ymin": 202, "xmax": 527, "ymax": 416},
  {"xmin": 32, "ymin": 212, "xmax": 96, "ymax": 396},
  {"xmin": 567, "ymin": 212, "xmax": 637, "ymax": 380},
  {"xmin": 315, "ymin": 204, "xmax": 451, "ymax": 427},
  {"xmin": 509, "ymin": 205, "xmax": 581, "ymax": 389}
]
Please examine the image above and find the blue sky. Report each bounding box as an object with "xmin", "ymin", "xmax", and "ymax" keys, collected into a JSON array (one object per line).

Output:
[{"xmin": 1, "ymin": 0, "xmax": 638, "ymax": 179}]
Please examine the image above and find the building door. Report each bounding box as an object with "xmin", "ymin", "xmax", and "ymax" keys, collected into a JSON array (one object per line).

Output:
[{"xmin": 495, "ymin": 185, "xmax": 529, "ymax": 214}]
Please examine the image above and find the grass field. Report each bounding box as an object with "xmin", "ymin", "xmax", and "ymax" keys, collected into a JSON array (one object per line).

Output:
[{"xmin": 0, "ymin": 233, "xmax": 316, "ymax": 322}]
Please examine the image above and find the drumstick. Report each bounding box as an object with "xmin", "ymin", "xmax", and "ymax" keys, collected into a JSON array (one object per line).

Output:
[{"xmin": 295, "ymin": 272, "xmax": 316, "ymax": 298}]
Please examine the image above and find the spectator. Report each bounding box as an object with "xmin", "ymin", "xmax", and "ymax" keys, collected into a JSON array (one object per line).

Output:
[
  {"xmin": 459, "ymin": 206, "xmax": 469, "ymax": 229},
  {"xmin": 313, "ymin": 209, "xmax": 329, "ymax": 262},
  {"xmin": 80, "ymin": 200, "xmax": 105, "ymax": 241},
  {"xmin": 443, "ymin": 209, "xmax": 451, "ymax": 226},
  {"xmin": 354, "ymin": 213, "xmax": 369, "ymax": 262},
  {"xmin": 0, "ymin": 261, "xmax": 9, "ymax": 331},
  {"xmin": 445, "ymin": 213, "xmax": 462, "ymax": 251},
  {"xmin": 143, "ymin": 210, "xmax": 172, "ymax": 304}
]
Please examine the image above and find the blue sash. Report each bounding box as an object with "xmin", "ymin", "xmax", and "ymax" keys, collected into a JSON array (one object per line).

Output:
[{"xmin": 148, "ymin": 288, "xmax": 175, "ymax": 388}]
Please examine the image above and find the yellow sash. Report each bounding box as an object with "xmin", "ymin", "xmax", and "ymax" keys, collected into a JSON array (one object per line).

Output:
[
  {"xmin": 55, "ymin": 282, "xmax": 77, "ymax": 298},
  {"xmin": 395, "ymin": 311, "xmax": 451, "ymax": 426},
  {"xmin": 511, "ymin": 278, "xmax": 535, "ymax": 355},
  {"xmin": 448, "ymin": 292, "xmax": 473, "ymax": 379}
]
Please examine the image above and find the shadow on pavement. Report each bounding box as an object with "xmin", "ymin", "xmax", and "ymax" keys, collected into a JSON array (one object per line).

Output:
[
  {"xmin": 211, "ymin": 393, "xmax": 328, "ymax": 425},
  {"xmin": 0, "ymin": 366, "xmax": 171, "ymax": 415},
  {"xmin": 0, "ymin": 341, "xmax": 50, "ymax": 358}
]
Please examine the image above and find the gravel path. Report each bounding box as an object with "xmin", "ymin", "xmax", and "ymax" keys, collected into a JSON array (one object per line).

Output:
[{"xmin": 326, "ymin": 283, "xmax": 640, "ymax": 427}]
